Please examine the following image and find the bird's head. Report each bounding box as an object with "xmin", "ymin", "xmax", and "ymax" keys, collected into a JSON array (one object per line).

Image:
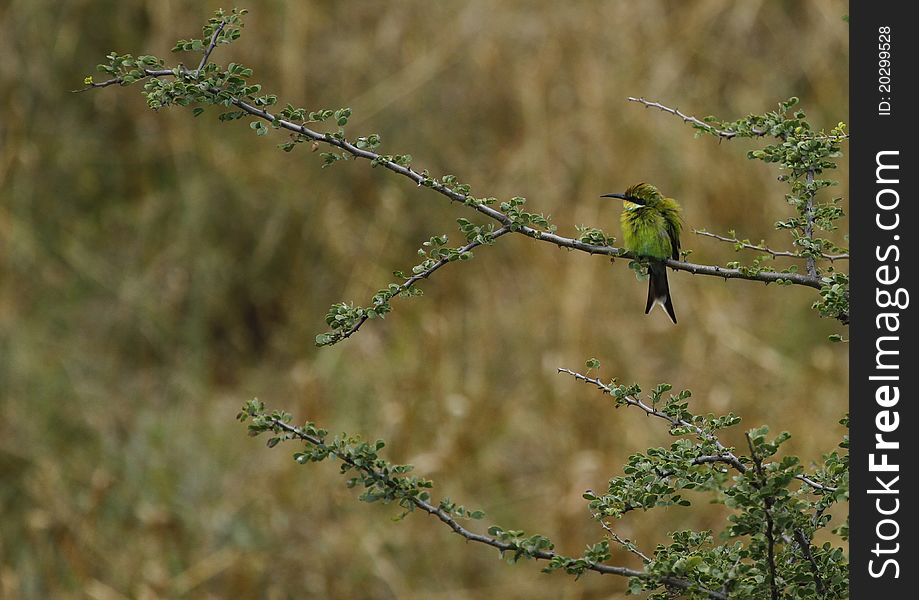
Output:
[{"xmin": 601, "ymin": 182, "xmax": 664, "ymax": 210}]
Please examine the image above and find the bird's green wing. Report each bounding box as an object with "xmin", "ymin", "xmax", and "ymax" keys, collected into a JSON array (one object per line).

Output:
[{"xmin": 667, "ymin": 217, "xmax": 681, "ymax": 261}]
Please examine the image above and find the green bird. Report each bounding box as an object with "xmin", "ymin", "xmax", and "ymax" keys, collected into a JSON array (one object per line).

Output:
[{"xmin": 601, "ymin": 183, "xmax": 682, "ymax": 324}]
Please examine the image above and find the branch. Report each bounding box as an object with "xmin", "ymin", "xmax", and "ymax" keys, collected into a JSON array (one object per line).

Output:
[
  {"xmin": 689, "ymin": 454, "xmax": 743, "ymax": 469},
  {"xmin": 793, "ymin": 528, "xmax": 828, "ymax": 598},
  {"xmin": 229, "ymin": 96, "xmax": 826, "ymax": 291},
  {"xmin": 746, "ymin": 433, "xmax": 779, "ymax": 600},
  {"xmin": 266, "ymin": 416, "xmax": 728, "ymax": 600},
  {"xmin": 563, "ymin": 369, "xmax": 836, "ymax": 597},
  {"xmin": 796, "ymin": 473, "xmax": 836, "ymax": 493},
  {"xmin": 694, "ymin": 230, "xmax": 848, "ymax": 261},
  {"xmin": 196, "ymin": 20, "xmax": 227, "ymax": 73},
  {"xmin": 336, "ymin": 226, "xmax": 511, "ymax": 343},
  {"xmin": 594, "ymin": 516, "xmax": 653, "ymax": 564},
  {"xmin": 802, "ymin": 170, "xmax": 819, "ymax": 278},
  {"xmin": 556, "ymin": 368, "xmax": 838, "ymax": 494},
  {"xmin": 628, "ymin": 97, "xmax": 850, "ymax": 141},
  {"xmin": 628, "ymin": 97, "xmax": 765, "ymax": 139},
  {"xmin": 79, "ymin": 70, "xmax": 827, "ymax": 294},
  {"xmin": 720, "ymin": 556, "xmax": 746, "ymax": 598},
  {"xmin": 75, "ymin": 68, "xmax": 176, "ymax": 92}
]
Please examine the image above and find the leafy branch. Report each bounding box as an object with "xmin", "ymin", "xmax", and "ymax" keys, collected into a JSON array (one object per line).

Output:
[
  {"xmin": 78, "ymin": 8, "xmax": 849, "ymax": 346},
  {"xmin": 237, "ymin": 353, "xmax": 849, "ymax": 600},
  {"xmin": 237, "ymin": 399, "xmax": 730, "ymax": 600},
  {"xmin": 82, "ymin": 65, "xmax": 825, "ymax": 293},
  {"xmin": 558, "ymin": 362, "xmax": 848, "ymax": 599},
  {"xmin": 628, "ymin": 96, "xmax": 849, "ymax": 325},
  {"xmin": 316, "ymin": 225, "xmax": 510, "ymax": 346}
]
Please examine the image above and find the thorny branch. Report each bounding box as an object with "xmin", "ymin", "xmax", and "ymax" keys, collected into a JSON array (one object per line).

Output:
[
  {"xmin": 80, "ymin": 69, "xmax": 832, "ymax": 296},
  {"xmin": 267, "ymin": 416, "xmax": 729, "ymax": 600}
]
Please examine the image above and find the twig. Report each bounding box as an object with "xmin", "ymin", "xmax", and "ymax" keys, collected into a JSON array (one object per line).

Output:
[
  {"xmin": 688, "ymin": 454, "xmax": 741, "ymax": 470},
  {"xmin": 628, "ymin": 97, "xmax": 765, "ymax": 139},
  {"xmin": 594, "ymin": 516, "xmax": 652, "ymax": 564},
  {"xmin": 268, "ymin": 417, "xmax": 728, "ymax": 600},
  {"xmin": 628, "ymin": 97, "xmax": 850, "ymax": 141},
  {"xmin": 797, "ymin": 473, "xmax": 836, "ymax": 492},
  {"xmin": 197, "ymin": 21, "xmax": 227, "ymax": 73},
  {"xmin": 745, "ymin": 433, "xmax": 779, "ymax": 600},
  {"xmin": 794, "ymin": 528, "xmax": 828, "ymax": 597},
  {"xmin": 803, "ymin": 170, "xmax": 819, "ymax": 278},
  {"xmin": 78, "ymin": 70, "xmax": 832, "ymax": 296},
  {"xmin": 694, "ymin": 230, "xmax": 848, "ymax": 261},
  {"xmin": 811, "ymin": 504, "xmax": 829, "ymax": 530},
  {"xmin": 721, "ymin": 555, "xmax": 745, "ymax": 596},
  {"xmin": 74, "ymin": 68, "xmax": 176, "ymax": 92},
  {"xmin": 336, "ymin": 226, "xmax": 511, "ymax": 342}
]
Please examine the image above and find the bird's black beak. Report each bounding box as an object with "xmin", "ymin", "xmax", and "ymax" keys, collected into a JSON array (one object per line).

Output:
[{"xmin": 601, "ymin": 193, "xmax": 644, "ymax": 205}]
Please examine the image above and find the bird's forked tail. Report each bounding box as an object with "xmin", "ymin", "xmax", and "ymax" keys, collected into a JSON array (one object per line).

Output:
[{"xmin": 646, "ymin": 262, "xmax": 677, "ymax": 324}]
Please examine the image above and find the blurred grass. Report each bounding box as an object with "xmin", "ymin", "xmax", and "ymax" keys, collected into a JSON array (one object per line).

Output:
[{"xmin": 1, "ymin": 1, "xmax": 848, "ymax": 598}]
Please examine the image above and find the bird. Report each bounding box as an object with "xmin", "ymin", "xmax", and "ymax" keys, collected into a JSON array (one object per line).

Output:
[{"xmin": 601, "ymin": 183, "xmax": 682, "ymax": 324}]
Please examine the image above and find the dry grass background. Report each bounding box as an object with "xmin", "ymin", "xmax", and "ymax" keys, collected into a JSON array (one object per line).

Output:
[{"xmin": 1, "ymin": 1, "xmax": 848, "ymax": 598}]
